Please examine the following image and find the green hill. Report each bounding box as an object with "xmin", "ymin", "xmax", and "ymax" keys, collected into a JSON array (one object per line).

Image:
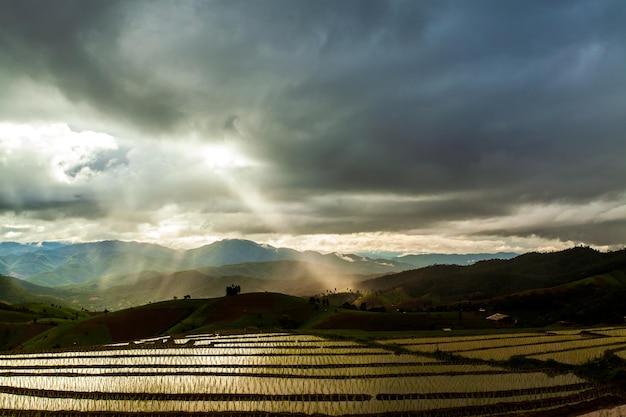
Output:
[
  {"xmin": 0, "ymin": 275, "xmax": 34, "ymax": 304},
  {"xmin": 0, "ymin": 275, "xmax": 67, "ymax": 305},
  {"xmin": 355, "ymin": 247, "xmax": 626, "ymax": 326},
  {"xmin": 358, "ymin": 247, "xmax": 626, "ymax": 302},
  {"xmin": 168, "ymin": 292, "xmax": 315, "ymax": 334},
  {"xmin": 0, "ymin": 302, "xmax": 90, "ymax": 351},
  {"xmin": 21, "ymin": 293, "xmax": 318, "ymax": 351}
]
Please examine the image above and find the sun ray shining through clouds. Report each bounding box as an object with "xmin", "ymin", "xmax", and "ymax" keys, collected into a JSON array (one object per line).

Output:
[{"xmin": 0, "ymin": 0, "xmax": 625, "ymax": 254}]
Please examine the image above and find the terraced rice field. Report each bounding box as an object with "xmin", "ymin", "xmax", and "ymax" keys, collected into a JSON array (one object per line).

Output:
[
  {"xmin": 382, "ymin": 327, "xmax": 626, "ymax": 365},
  {"xmin": 0, "ymin": 332, "xmax": 616, "ymax": 416}
]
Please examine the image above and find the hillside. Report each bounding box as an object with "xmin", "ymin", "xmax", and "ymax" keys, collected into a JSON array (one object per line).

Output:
[
  {"xmin": 358, "ymin": 247, "xmax": 626, "ymax": 297},
  {"xmin": 0, "ymin": 242, "xmax": 67, "ymax": 256},
  {"xmin": 355, "ymin": 247, "xmax": 626, "ymax": 325},
  {"xmin": 0, "ymin": 275, "xmax": 67, "ymax": 305},
  {"xmin": 0, "ymin": 301, "xmax": 91, "ymax": 351},
  {"xmin": 0, "ymin": 275, "xmax": 35, "ymax": 304},
  {"xmin": 17, "ymin": 291, "xmax": 502, "ymax": 351},
  {"xmin": 18, "ymin": 241, "xmax": 182, "ymax": 286},
  {"xmin": 21, "ymin": 293, "xmax": 318, "ymax": 351},
  {"xmin": 180, "ymin": 239, "xmax": 413, "ymax": 274}
]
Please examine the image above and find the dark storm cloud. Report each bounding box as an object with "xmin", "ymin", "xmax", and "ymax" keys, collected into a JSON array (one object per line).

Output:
[
  {"xmin": 0, "ymin": 189, "xmax": 104, "ymax": 219},
  {"xmin": 243, "ymin": 0, "xmax": 626, "ymax": 241},
  {"xmin": 0, "ymin": 0, "xmax": 181, "ymax": 132},
  {"xmin": 258, "ymin": 0, "xmax": 626, "ymax": 200},
  {"xmin": 486, "ymin": 218, "xmax": 626, "ymax": 248},
  {"xmin": 275, "ymin": 194, "xmax": 514, "ymax": 235},
  {"xmin": 1, "ymin": 0, "xmax": 624, "ymax": 249}
]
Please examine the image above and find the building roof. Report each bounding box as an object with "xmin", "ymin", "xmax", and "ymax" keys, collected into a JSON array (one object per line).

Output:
[{"xmin": 486, "ymin": 313, "xmax": 512, "ymax": 321}]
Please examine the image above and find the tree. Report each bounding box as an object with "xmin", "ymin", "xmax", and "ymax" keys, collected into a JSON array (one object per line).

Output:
[{"xmin": 226, "ymin": 284, "xmax": 241, "ymax": 296}]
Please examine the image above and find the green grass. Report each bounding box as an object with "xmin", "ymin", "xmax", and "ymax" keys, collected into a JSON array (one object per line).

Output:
[
  {"xmin": 181, "ymin": 293, "xmax": 319, "ymax": 333},
  {"xmin": 166, "ymin": 298, "xmax": 223, "ymax": 334},
  {"xmin": 0, "ymin": 302, "xmax": 99, "ymax": 352},
  {"xmin": 15, "ymin": 302, "xmax": 90, "ymax": 321},
  {"xmin": 22, "ymin": 320, "xmax": 113, "ymax": 351},
  {"xmin": 0, "ymin": 309, "xmax": 37, "ymax": 324},
  {"xmin": 593, "ymin": 271, "xmax": 626, "ymax": 285},
  {"xmin": 566, "ymin": 275, "xmax": 620, "ymax": 287},
  {"xmin": 0, "ymin": 323, "xmax": 37, "ymax": 351}
]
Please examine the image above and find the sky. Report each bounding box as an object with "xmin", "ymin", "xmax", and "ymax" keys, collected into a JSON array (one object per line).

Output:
[{"xmin": 0, "ymin": 0, "xmax": 625, "ymax": 255}]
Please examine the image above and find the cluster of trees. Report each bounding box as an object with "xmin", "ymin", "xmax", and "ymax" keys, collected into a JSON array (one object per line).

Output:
[
  {"xmin": 308, "ymin": 297, "xmax": 330, "ymax": 306},
  {"xmin": 308, "ymin": 296, "xmax": 331, "ymax": 311},
  {"xmin": 226, "ymin": 284, "xmax": 241, "ymax": 296},
  {"xmin": 307, "ymin": 296, "xmax": 387, "ymax": 313},
  {"xmin": 340, "ymin": 301, "xmax": 386, "ymax": 313}
]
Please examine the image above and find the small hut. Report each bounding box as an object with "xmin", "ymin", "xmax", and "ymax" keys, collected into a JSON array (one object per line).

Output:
[{"xmin": 486, "ymin": 313, "xmax": 516, "ymax": 328}]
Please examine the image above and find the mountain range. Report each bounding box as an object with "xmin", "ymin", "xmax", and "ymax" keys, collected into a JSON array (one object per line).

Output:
[
  {"xmin": 15, "ymin": 238, "xmax": 612, "ymax": 312},
  {"xmin": 0, "ymin": 239, "xmax": 516, "ymax": 287},
  {"xmin": 2, "ymin": 240, "xmax": 625, "ymax": 325},
  {"xmin": 0, "ymin": 239, "xmax": 519, "ymax": 310}
]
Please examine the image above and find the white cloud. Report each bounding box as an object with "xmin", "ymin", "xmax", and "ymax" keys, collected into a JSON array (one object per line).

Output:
[{"xmin": 0, "ymin": 122, "xmax": 119, "ymax": 183}]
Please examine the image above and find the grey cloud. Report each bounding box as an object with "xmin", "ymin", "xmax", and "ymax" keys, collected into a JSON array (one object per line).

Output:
[
  {"xmin": 277, "ymin": 194, "xmax": 512, "ymax": 235},
  {"xmin": 0, "ymin": 0, "xmax": 624, "ymax": 249},
  {"xmin": 251, "ymin": 1, "xmax": 626, "ymax": 207},
  {"xmin": 487, "ymin": 218, "xmax": 626, "ymax": 249},
  {"xmin": 0, "ymin": 189, "xmax": 104, "ymax": 220},
  {"xmin": 0, "ymin": 0, "xmax": 432, "ymax": 134},
  {"xmin": 0, "ymin": 0, "xmax": 182, "ymax": 132}
]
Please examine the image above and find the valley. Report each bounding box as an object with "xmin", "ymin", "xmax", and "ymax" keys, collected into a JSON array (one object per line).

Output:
[
  {"xmin": 1, "ymin": 242, "xmax": 626, "ymax": 347},
  {"xmin": 1, "ymin": 241, "xmax": 626, "ymax": 415}
]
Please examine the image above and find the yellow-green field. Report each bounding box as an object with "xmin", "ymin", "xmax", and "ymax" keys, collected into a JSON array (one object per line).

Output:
[{"xmin": 381, "ymin": 326, "xmax": 626, "ymax": 364}]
